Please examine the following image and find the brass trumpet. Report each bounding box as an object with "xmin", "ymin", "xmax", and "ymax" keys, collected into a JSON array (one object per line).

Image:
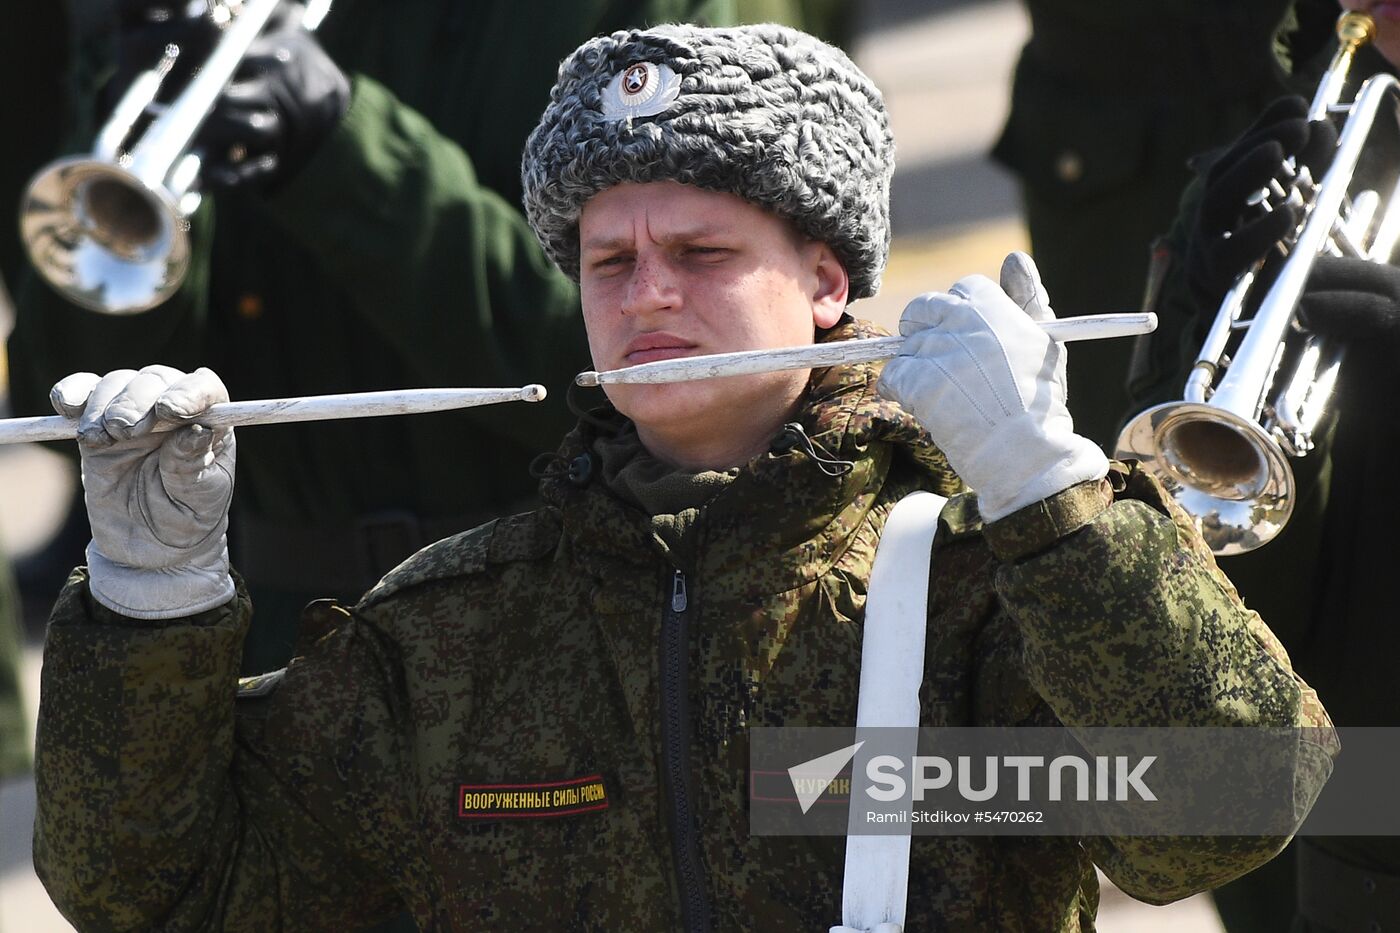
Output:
[
  {"xmin": 18, "ymin": 0, "xmax": 329, "ymax": 315},
  {"xmin": 1116, "ymin": 12, "xmax": 1400, "ymax": 555}
]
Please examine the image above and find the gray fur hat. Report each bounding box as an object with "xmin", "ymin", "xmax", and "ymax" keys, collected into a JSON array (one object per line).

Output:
[{"xmin": 521, "ymin": 23, "xmax": 895, "ymax": 301}]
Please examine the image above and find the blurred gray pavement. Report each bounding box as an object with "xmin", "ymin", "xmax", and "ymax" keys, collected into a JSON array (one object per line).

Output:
[{"xmin": 0, "ymin": 1, "xmax": 1227, "ymax": 929}]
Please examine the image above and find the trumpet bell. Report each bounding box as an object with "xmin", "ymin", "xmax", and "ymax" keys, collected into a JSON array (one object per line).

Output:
[
  {"xmin": 1115, "ymin": 402, "xmax": 1295, "ymax": 555},
  {"xmin": 19, "ymin": 157, "xmax": 191, "ymax": 314}
]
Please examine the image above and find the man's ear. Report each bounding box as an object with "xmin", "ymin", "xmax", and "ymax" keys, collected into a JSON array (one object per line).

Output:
[{"xmin": 809, "ymin": 242, "xmax": 849, "ymax": 329}]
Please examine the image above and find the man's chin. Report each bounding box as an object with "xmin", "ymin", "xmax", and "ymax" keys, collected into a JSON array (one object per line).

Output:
[
  {"xmin": 607, "ymin": 382, "xmax": 712, "ymax": 428},
  {"xmin": 619, "ymin": 374, "xmax": 802, "ymax": 432}
]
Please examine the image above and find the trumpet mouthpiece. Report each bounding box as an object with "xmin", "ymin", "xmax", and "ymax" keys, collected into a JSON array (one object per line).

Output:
[{"xmin": 1338, "ymin": 11, "xmax": 1376, "ymax": 47}]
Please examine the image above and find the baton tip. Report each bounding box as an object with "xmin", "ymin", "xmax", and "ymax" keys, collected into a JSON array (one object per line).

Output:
[
  {"xmin": 1143, "ymin": 311, "xmax": 1159, "ymax": 333},
  {"xmin": 522, "ymin": 384, "xmax": 548, "ymax": 402},
  {"xmin": 575, "ymin": 372, "xmax": 601, "ymax": 388}
]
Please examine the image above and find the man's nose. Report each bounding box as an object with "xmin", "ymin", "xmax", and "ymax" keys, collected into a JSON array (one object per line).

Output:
[{"xmin": 621, "ymin": 254, "xmax": 680, "ymax": 316}]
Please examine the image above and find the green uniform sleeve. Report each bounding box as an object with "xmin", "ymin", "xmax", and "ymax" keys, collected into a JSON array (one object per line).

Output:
[
  {"xmin": 1121, "ymin": 176, "xmax": 1207, "ymax": 417},
  {"xmin": 6, "ymin": 75, "xmax": 585, "ymax": 452},
  {"xmin": 33, "ymin": 574, "xmax": 408, "ymax": 930},
  {"xmin": 987, "ymin": 464, "xmax": 1337, "ymax": 903},
  {"xmin": 259, "ymin": 76, "xmax": 584, "ymax": 422},
  {"xmin": 0, "ymin": 550, "xmax": 28, "ymax": 778}
]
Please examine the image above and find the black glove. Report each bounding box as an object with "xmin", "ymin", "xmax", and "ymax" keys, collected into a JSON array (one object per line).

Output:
[
  {"xmin": 1187, "ymin": 96, "xmax": 1339, "ymax": 311},
  {"xmin": 102, "ymin": 2, "xmax": 221, "ymax": 116},
  {"xmin": 197, "ymin": 24, "xmax": 350, "ymax": 192},
  {"xmin": 1300, "ymin": 255, "xmax": 1400, "ymax": 348},
  {"xmin": 1295, "ymin": 256, "xmax": 1400, "ymax": 399}
]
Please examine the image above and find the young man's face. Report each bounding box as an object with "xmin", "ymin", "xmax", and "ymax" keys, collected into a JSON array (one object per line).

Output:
[
  {"xmin": 578, "ymin": 181, "xmax": 847, "ymax": 466},
  {"xmin": 1341, "ymin": 1, "xmax": 1400, "ymax": 66}
]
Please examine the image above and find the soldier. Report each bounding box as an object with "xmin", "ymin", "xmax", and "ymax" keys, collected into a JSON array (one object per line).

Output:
[
  {"xmin": 0, "ymin": 555, "xmax": 24, "ymax": 781},
  {"xmin": 1126, "ymin": 3, "xmax": 1400, "ymax": 930},
  {"xmin": 991, "ymin": 0, "xmax": 1346, "ymax": 450},
  {"xmin": 0, "ymin": 0, "xmax": 64, "ymax": 809},
  {"xmin": 0, "ymin": 550, "xmax": 25, "ymax": 933},
  {"xmin": 4, "ymin": 0, "xmax": 733, "ymax": 675},
  {"xmin": 32, "ymin": 23, "xmax": 1333, "ymax": 931}
]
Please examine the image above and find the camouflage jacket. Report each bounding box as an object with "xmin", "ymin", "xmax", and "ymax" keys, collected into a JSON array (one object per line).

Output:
[{"xmin": 34, "ymin": 321, "xmax": 1333, "ymax": 931}]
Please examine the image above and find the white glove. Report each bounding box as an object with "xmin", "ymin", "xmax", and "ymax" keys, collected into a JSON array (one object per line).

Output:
[
  {"xmin": 877, "ymin": 252, "xmax": 1109, "ymax": 522},
  {"xmin": 51, "ymin": 365, "xmax": 236, "ymax": 620}
]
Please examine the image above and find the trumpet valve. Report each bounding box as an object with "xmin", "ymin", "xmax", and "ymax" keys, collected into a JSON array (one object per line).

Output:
[{"xmin": 1295, "ymin": 164, "xmax": 1317, "ymax": 196}]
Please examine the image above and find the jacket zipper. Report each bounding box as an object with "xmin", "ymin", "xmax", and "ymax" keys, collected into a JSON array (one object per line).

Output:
[{"xmin": 659, "ymin": 569, "xmax": 713, "ymax": 932}]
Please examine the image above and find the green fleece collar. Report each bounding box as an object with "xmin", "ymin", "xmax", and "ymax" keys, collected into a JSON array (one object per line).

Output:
[{"xmin": 590, "ymin": 426, "xmax": 738, "ymax": 572}]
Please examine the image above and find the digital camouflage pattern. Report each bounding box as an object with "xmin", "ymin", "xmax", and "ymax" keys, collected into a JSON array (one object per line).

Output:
[
  {"xmin": 34, "ymin": 320, "xmax": 1335, "ymax": 931},
  {"xmin": 0, "ymin": 548, "xmax": 27, "ymax": 779}
]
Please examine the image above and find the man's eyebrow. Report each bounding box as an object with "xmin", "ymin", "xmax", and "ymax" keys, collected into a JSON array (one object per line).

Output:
[
  {"xmin": 580, "ymin": 235, "xmax": 635, "ymax": 253},
  {"xmin": 581, "ymin": 226, "xmax": 730, "ymax": 252}
]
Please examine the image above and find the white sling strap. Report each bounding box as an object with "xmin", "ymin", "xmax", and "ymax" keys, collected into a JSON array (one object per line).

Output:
[{"xmin": 831, "ymin": 491, "xmax": 949, "ymax": 933}]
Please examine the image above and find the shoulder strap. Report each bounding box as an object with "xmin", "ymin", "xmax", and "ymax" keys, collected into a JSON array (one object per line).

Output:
[{"xmin": 835, "ymin": 491, "xmax": 948, "ymax": 933}]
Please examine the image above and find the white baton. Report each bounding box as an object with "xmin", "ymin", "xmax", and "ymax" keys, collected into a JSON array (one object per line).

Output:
[
  {"xmin": 0, "ymin": 385, "xmax": 547, "ymax": 445},
  {"xmin": 577, "ymin": 313, "xmax": 1156, "ymax": 387}
]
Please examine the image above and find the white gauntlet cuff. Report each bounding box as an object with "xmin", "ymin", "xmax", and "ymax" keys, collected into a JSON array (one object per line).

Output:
[
  {"xmin": 961, "ymin": 413, "xmax": 1110, "ymax": 523},
  {"xmin": 86, "ymin": 542, "xmax": 236, "ymax": 621}
]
